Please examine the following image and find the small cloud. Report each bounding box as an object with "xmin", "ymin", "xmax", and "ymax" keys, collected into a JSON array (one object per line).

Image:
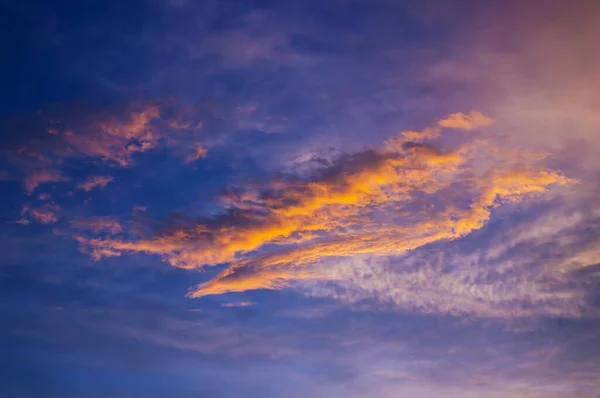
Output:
[
  {"xmin": 71, "ymin": 217, "xmax": 122, "ymax": 234},
  {"xmin": 437, "ymin": 111, "xmax": 493, "ymax": 130},
  {"xmin": 185, "ymin": 145, "xmax": 208, "ymax": 163},
  {"xmin": 77, "ymin": 175, "xmax": 114, "ymax": 192},
  {"xmin": 22, "ymin": 203, "xmax": 61, "ymax": 224},
  {"xmin": 221, "ymin": 301, "xmax": 256, "ymax": 308}
]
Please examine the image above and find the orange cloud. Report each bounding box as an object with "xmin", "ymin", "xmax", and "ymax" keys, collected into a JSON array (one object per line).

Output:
[
  {"xmin": 78, "ymin": 142, "xmax": 469, "ymax": 269},
  {"xmin": 389, "ymin": 111, "xmax": 492, "ymax": 146},
  {"xmin": 73, "ymin": 112, "xmax": 574, "ymax": 299},
  {"xmin": 191, "ymin": 169, "xmax": 573, "ymax": 297},
  {"xmin": 77, "ymin": 175, "xmax": 114, "ymax": 192},
  {"xmin": 64, "ymin": 105, "xmax": 161, "ymax": 167},
  {"xmin": 437, "ymin": 111, "xmax": 493, "ymax": 130}
]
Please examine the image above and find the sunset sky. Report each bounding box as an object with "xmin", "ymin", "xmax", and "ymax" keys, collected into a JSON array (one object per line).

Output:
[{"xmin": 2, "ymin": 0, "xmax": 600, "ymax": 397}]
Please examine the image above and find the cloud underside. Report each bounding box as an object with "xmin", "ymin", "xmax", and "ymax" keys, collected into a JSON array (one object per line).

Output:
[{"xmin": 71, "ymin": 111, "xmax": 585, "ymax": 315}]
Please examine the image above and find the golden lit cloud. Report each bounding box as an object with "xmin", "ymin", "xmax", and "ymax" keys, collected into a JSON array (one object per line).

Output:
[
  {"xmin": 72, "ymin": 112, "xmax": 575, "ymax": 304},
  {"xmin": 437, "ymin": 111, "xmax": 493, "ymax": 131},
  {"xmin": 191, "ymin": 169, "xmax": 573, "ymax": 297},
  {"xmin": 77, "ymin": 114, "xmax": 473, "ymax": 269}
]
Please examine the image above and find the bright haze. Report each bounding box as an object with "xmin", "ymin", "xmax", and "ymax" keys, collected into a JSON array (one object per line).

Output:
[{"xmin": 1, "ymin": 0, "xmax": 600, "ymax": 397}]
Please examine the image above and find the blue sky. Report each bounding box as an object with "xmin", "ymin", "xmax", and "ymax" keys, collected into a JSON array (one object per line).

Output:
[{"xmin": 2, "ymin": 0, "xmax": 600, "ymax": 397}]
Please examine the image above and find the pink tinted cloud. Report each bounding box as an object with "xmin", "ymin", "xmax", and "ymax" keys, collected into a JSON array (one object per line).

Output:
[
  {"xmin": 77, "ymin": 175, "xmax": 114, "ymax": 192},
  {"xmin": 21, "ymin": 203, "xmax": 61, "ymax": 224},
  {"xmin": 4, "ymin": 101, "xmax": 211, "ymax": 196},
  {"xmin": 23, "ymin": 170, "xmax": 66, "ymax": 193}
]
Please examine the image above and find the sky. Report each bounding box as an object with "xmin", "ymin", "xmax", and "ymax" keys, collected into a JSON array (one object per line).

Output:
[{"xmin": 1, "ymin": 0, "xmax": 600, "ymax": 397}]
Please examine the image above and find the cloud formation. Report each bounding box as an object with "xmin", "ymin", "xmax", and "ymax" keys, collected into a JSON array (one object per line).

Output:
[
  {"xmin": 194, "ymin": 168, "xmax": 572, "ymax": 298},
  {"xmin": 72, "ymin": 112, "xmax": 575, "ymax": 309}
]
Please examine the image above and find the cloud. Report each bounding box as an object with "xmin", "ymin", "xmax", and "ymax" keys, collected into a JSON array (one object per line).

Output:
[
  {"xmin": 0, "ymin": 101, "xmax": 210, "ymax": 195},
  {"xmin": 3, "ymin": 3, "xmax": 600, "ymax": 397},
  {"xmin": 77, "ymin": 175, "xmax": 114, "ymax": 192},
  {"xmin": 221, "ymin": 301, "xmax": 256, "ymax": 308},
  {"xmin": 63, "ymin": 104, "xmax": 161, "ymax": 167},
  {"xmin": 298, "ymin": 182, "xmax": 600, "ymax": 318},
  {"xmin": 21, "ymin": 203, "xmax": 61, "ymax": 224},
  {"xmin": 192, "ymin": 168, "xmax": 573, "ymax": 298},
  {"xmin": 436, "ymin": 111, "xmax": 493, "ymax": 131},
  {"xmin": 23, "ymin": 170, "xmax": 67, "ymax": 194},
  {"xmin": 185, "ymin": 145, "xmax": 208, "ymax": 163},
  {"xmin": 76, "ymin": 112, "xmax": 481, "ymax": 267},
  {"xmin": 71, "ymin": 217, "xmax": 123, "ymax": 234},
  {"xmin": 72, "ymin": 112, "xmax": 576, "ymax": 312}
]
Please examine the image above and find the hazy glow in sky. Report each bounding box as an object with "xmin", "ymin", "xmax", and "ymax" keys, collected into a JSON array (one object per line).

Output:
[{"xmin": 2, "ymin": 1, "xmax": 600, "ymax": 397}]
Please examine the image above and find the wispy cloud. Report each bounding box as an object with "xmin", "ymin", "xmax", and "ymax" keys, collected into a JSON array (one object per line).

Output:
[
  {"xmin": 77, "ymin": 175, "xmax": 114, "ymax": 192},
  {"xmin": 23, "ymin": 170, "xmax": 66, "ymax": 194},
  {"xmin": 221, "ymin": 301, "xmax": 256, "ymax": 308},
  {"xmin": 21, "ymin": 202, "xmax": 61, "ymax": 224},
  {"xmin": 71, "ymin": 217, "xmax": 122, "ymax": 234}
]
